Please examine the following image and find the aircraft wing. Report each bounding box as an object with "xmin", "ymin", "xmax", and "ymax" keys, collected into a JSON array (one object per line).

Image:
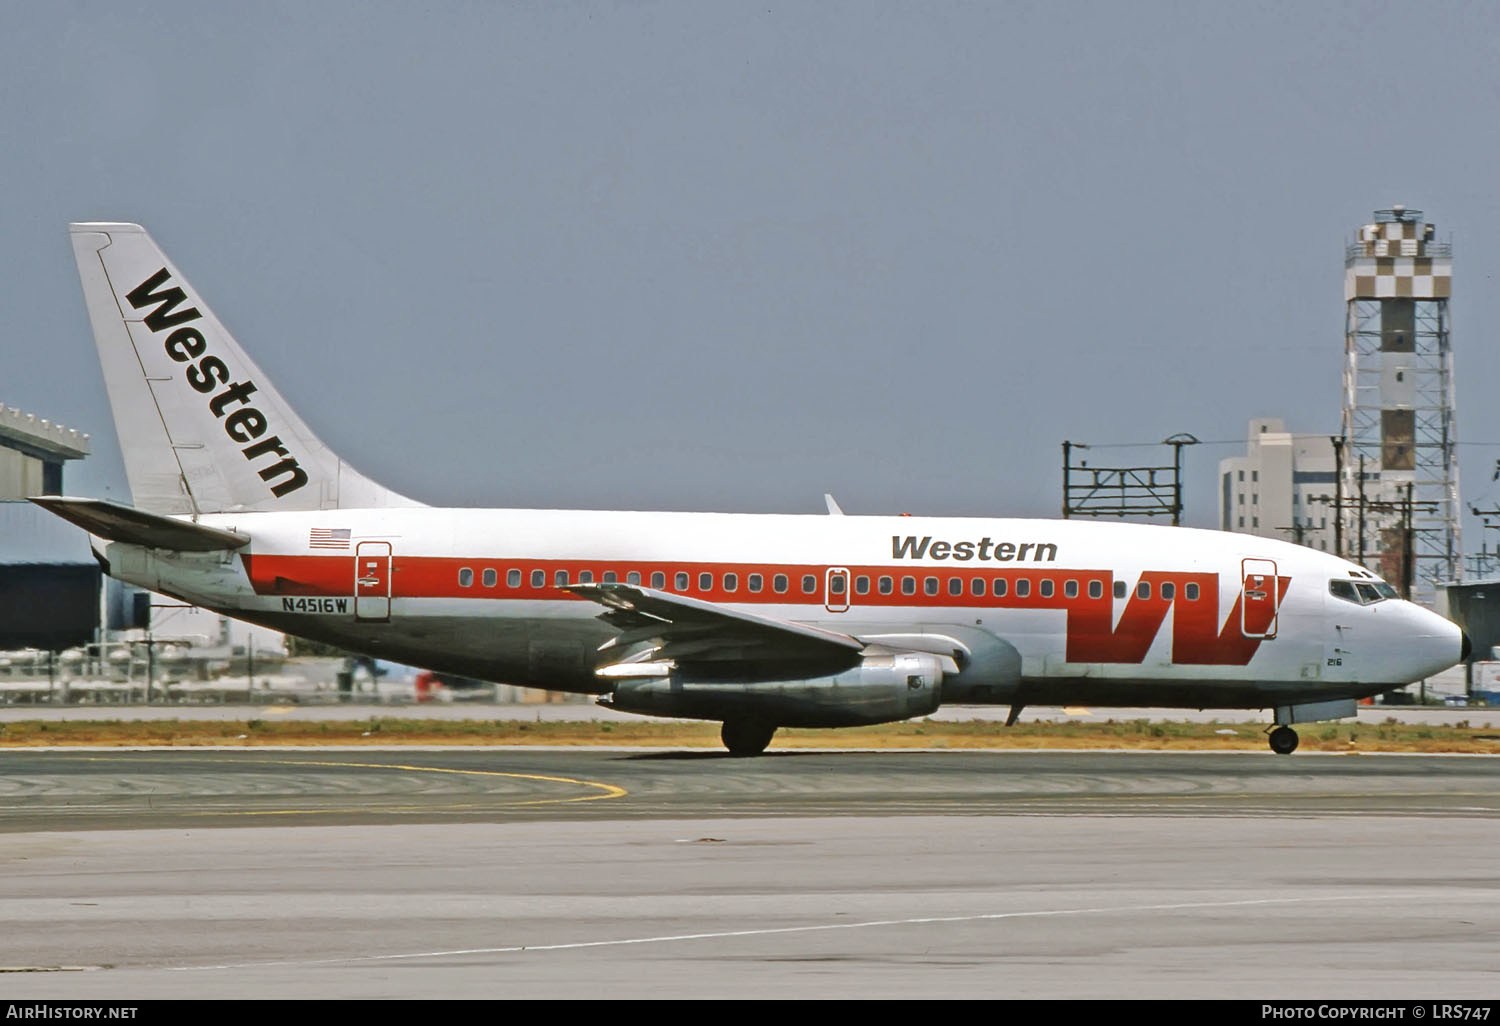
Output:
[{"xmin": 563, "ymin": 582, "xmax": 864, "ymax": 673}]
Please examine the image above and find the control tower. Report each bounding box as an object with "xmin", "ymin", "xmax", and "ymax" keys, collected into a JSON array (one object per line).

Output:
[{"xmin": 1341, "ymin": 206, "xmax": 1460, "ymax": 601}]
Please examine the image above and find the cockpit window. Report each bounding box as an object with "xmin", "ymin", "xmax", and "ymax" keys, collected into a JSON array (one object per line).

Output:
[
  {"xmin": 1329, "ymin": 579, "xmax": 1359, "ymax": 603},
  {"xmin": 1330, "ymin": 578, "xmax": 1399, "ymax": 605}
]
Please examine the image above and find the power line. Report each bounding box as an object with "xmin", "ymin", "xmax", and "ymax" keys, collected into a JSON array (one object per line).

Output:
[{"xmin": 1080, "ymin": 436, "xmax": 1500, "ymax": 450}]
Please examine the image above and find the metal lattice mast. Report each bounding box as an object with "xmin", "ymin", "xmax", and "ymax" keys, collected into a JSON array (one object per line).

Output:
[{"xmin": 1340, "ymin": 206, "xmax": 1461, "ymax": 604}]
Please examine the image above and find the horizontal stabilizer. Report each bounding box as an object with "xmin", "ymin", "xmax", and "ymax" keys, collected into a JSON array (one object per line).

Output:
[{"xmin": 29, "ymin": 496, "xmax": 249, "ymax": 551}]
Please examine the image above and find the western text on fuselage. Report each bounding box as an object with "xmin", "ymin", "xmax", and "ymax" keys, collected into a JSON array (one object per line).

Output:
[{"xmin": 892, "ymin": 536, "xmax": 1058, "ymax": 562}]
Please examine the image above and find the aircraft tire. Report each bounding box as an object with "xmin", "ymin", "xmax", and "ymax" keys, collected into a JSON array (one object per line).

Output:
[
  {"xmin": 721, "ymin": 719, "xmax": 777, "ymax": 757},
  {"xmin": 1268, "ymin": 725, "xmax": 1299, "ymax": 755}
]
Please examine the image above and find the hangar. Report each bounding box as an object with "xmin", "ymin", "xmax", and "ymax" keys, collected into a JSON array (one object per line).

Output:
[{"xmin": 0, "ymin": 403, "xmax": 143, "ymax": 650}]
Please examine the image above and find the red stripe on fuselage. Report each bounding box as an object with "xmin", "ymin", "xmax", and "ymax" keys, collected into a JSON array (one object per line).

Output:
[{"xmin": 240, "ymin": 554, "xmax": 1289, "ymax": 667}]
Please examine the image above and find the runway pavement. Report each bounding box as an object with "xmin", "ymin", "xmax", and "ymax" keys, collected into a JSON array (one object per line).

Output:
[
  {"xmin": 3, "ymin": 748, "xmax": 1500, "ymax": 829},
  {"xmin": 2, "ymin": 748, "xmax": 1499, "ymax": 999}
]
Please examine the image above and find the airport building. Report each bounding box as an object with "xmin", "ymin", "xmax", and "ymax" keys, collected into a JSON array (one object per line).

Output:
[
  {"xmin": 0, "ymin": 404, "xmax": 106, "ymax": 650},
  {"xmin": 0, "ymin": 403, "xmax": 89, "ymax": 505},
  {"xmin": 1218, "ymin": 419, "xmax": 1338, "ymax": 552}
]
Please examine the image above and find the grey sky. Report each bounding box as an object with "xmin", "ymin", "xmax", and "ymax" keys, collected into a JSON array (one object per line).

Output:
[{"xmin": 6, "ymin": 1, "xmax": 1500, "ymax": 540}]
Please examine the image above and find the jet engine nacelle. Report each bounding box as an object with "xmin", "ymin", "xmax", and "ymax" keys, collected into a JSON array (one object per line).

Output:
[{"xmin": 606, "ymin": 650, "xmax": 949, "ymax": 728}]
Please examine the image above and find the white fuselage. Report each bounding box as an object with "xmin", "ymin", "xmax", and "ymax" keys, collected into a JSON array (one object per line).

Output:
[{"xmin": 95, "ymin": 508, "xmax": 1462, "ymax": 711}]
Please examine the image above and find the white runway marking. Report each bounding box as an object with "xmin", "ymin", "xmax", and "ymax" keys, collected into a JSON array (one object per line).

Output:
[{"xmin": 173, "ymin": 893, "xmax": 1390, "ymax": 972}]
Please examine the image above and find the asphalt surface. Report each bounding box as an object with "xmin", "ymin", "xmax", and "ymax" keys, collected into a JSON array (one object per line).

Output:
[
  {"xmin": 3, "ymin": 748, "xmax": 1498, "ymax": 999},
  {"xmin": 3, "ymin": 748, "xmax": 1500, "ymax": 830}
]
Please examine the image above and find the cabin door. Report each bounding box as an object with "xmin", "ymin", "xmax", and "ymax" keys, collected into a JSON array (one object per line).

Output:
[
  {"xmin": 1240, "ymin": 558, "xmax": 1279, "ymax": 640},
  {"xmin": 825, "ymin": 567, "xmax": 850, "ymax": 613},
  {"xmin": 355, "ymin": 541, "xmax": 392, "ymax": 623}
]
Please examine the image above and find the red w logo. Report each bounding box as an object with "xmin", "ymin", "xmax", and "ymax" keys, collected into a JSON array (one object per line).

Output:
[{"xmin": 1065, "ymin": 572, "xmax": 1289, "ymax": 666}]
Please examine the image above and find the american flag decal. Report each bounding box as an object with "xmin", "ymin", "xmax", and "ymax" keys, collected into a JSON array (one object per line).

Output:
[{"xmin": 309, "ymin": 528, "xmax": 351, "ymax": 549}]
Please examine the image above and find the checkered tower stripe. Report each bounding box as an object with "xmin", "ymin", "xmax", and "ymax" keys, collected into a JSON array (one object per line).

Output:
[
  {"xmin": 1345, "ymin": 259, "xmax": 1451, "ymax": 300},
  {"xmin": 1346, "ymin": 219, "xmax": 1449, "ymax": 300}
]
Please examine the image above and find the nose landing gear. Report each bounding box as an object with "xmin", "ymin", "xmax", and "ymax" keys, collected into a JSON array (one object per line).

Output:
[{"xmin": 1267, "ymin": 725, "xmax": 1299, "ymax": 755}]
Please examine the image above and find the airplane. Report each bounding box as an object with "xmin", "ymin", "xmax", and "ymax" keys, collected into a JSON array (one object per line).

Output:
[{"xmin": 34, "ymin": 222, "xmax": 1467, "ymax": 756}]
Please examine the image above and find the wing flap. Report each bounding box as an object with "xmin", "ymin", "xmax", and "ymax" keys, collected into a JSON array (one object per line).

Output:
[{"xmin": 564, "ymin": 582, "xmax": 864, "ymax": 674}]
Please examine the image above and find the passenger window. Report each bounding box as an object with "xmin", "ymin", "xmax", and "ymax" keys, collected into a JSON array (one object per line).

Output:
[
  {"xmin": 748, "ymin": 574, "xmax": 763, "ymax": 593},
  {"xmin": 1160, "ymin": 582, "xmax": 1174, "ymax": 601},
  {"xmin": 1088, "ymin": 580, "xmax": 1102, "ymax": 599},
  {"xmin": 971, "ymin": 578, "xmax": 986, "ymax": 597},
  {"xmin": 1328, "ymin": 579, "xmax": 1359, "ymax": 603},
  {"xmin": 992, "ymin": 577, "xmax": 1007, "ymax": 597},
  {"xmin": 531, "ymin": 569, "xmax": 545, "ymax": 588},
  {"xmin": 878, "ymin": 576, "xmax": 893, "ymax": 595},
  {"xmin": 676, "ymin": 571, "xmax": 690, "ymax": 591},
  {"xmin": 603, "ymin": 571, "xmax": 617, "ymax": 584},
  {"xmin": 949, "ymin": 577, "xmax": 963, "ymax": 597},
  {"xmin": 723, "ymin": 573, "xmax": 738, "ymax": 593},
  {"xmin": 481, "ymin": 568, "xmax": 497, "ymax": 588},
  {"xmin": 901, "ymin": 576, "xmax": 916, "ymax": 595},
  {"xmin": 1014, "ymin": 579, "xmax": 1030, "ymax": 598},
  {"xmin": 1185, "ymin": 583, "xmax": 1199, "ymax": 601},
  {"xmin": 627, "ymin": 571, "xmax": 641, "ymax": 586},
  {"xmin": 459, "ymin": 567, "xmax": 473, "ymax": 587},
  {"xmin": 1138, "ymin": 582, "xmax": 1151, "ymax": 600},
  {"xmin": 579, "ymin": 570, "xmax": 594, "ymax": 584},
  {"xmin": 1114, "ymin": 580, "xmax": 1127, "ymax": 600},
  {"xmin": 555, "ymin": 569, "xmax": 568, "ymax": 587},
  {"xmin": 855, "ymin": 575, "xmax": 870, "ymax": 595},
  {"xmin": 802, "ymin": 575, "xmax": 817, "ymax": 594},
  {"xmin": 774, "ymin": 574, "xmax": 789, "ymax": 593},
  {"xmin": 651, "ymin": 571, "xmax": 666, "ymax": 589},
  {"xmin": 830, "ymin": 575, "xmax": 846, "ymax": 595},
  {"xmin": 1039, "ymin": 579, "xmax": 1054, "ymax": 598},
  {"xmin": 1065, "ymin": 580, "xmax": 1079, "ymax": 599},
  {"xmin": 699, "ymin": 572, "xmax": 713, "ymax": 591},
  {"xmin": 506, "ymin": 569, "xmax": 521, "ymax": 588},
  {"xmin": 924, "ymin": 577, "xmax": 939, "ymax": 596}
]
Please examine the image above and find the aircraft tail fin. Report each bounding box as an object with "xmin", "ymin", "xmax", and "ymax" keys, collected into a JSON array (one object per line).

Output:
[{"xmin": 69, "ymin": 222, "xmax": 423, "ymax": 514}]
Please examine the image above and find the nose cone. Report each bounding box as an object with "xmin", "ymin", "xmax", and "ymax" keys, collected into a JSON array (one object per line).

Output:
[{"xmin": 1391, "ymin": 603, "xmax": 1466, "ymax": 683}]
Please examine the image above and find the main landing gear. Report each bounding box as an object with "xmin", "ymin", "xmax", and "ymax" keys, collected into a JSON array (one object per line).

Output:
[
  {"xmin": 721, "ymin": 719, "xmax": 777, "ymax": 757},
  {"xmin": 1267, "ymin": 725, "xmax": 1299, "ymax": 756}
]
